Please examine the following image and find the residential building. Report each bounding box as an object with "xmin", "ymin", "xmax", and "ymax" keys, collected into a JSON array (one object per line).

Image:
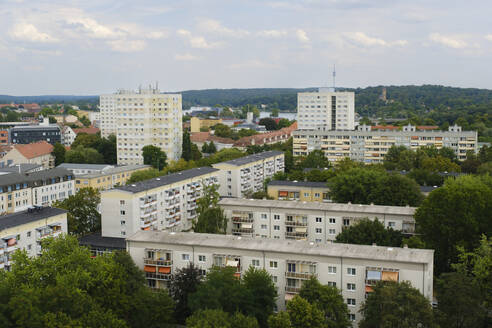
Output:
[
  {"xmin": 61, "ymin": 126, "xmax": 100, "ymax": 146},
  {"xmin": 79, "ymin": 232, "xmax": 126, "ymax": 257},
  {"xmin": 219, "ymin": 198, "xmax": 416, "ymax": 241},
  {"xmin": 101, "ymin": 167, "xmax": 219, "ymax": 238},
  {"xmin": 0, "ymin": 167, "xmax": 74, "ymax": 214},
  {"xmin": 126, "ymin": 230, "xmax": 434, "ymax": 325},
  {"xmin": 0, "ymin": 207, "xmax": 68, "ymax": 270},
  {"xmin": 293, "ymin": 124, "xmax": 478, "ymax": 163},
  {"xmin": 297, "ymin": 89, "xmax": 355, "ymax": 130},
  {"xmin": 10, "ymin": 123, "xmax": 61, "ymax": 145},
  {"xmin": 267, "ymin": 180, "xmax": 331, "ymax": 202},
  {"xmin": 233, "ymin": 122, "xmax": 297, "ymax": 149},
  {"xmin": 0, "ymin": 130, "xmax": 8, "ymax": 145},
  {"xmin": 212, "ymin": 150, "xmax": 285, "ymax": 197},
  {"xmin": 100, "ymin": 87, "xmax": 183, "ymax": 165},
  {"xmin": 57, "ymin": 163, "xmax": 114, "ymax": 175},
  {"xmin": 190, "ymin": 132, "xmax": 235, "ymax": 152},
  {"xmin": 0, "ymin": 141, "xmax": 54, "ymax": 169},
  {"xmin": 0, "ymin": 163, "xmax": 43, "ymax": 174},
  {"xmin": 74, "ymin": 164, "xmax": 151, "ymax": 191},
  {"xmin": 190, "ymin": 116, "xmax": 222, "ymax": 133}
]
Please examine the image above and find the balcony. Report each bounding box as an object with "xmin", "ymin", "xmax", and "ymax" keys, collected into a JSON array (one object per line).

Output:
[
  {"xmin": 144, "ymin": 258, "xmax": 172, "ymax": 266},
  {"xmin": 6, "ymin": 245, "xmax": 18, "ymax": 253},
  {"xmin": 285, "ymin": 221, "xmax": 308, "ymax": 227},
  {"xmin": 145, "ymin": 272, "xmax": 171, "ymax": 281},
  {"xmin": 286, "ymin": 272, "xmax": 316, "ymax": 279},
  {"xmin": 231, "ymin": 228, "xmax": 254, "ymax": 234},
  {"xmin": 285, "ymin": 231, "xmax": 308, "ymax": 239},
  {"xmin": 285, "ymin": 286, "xmax": 302, "ymax": 294}
]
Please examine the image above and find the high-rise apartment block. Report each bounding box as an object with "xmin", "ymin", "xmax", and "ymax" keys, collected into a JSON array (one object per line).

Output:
[
  {"xmin": 100, "ymin": 87, "xmax": 182, "ymax": 165},
  {"xmin": 297, "ymin": 89, "xmax": 355, "ymax": 130}
]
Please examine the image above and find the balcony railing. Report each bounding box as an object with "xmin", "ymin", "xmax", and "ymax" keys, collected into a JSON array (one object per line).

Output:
[
  {"xmin": 285, "ymin": 272, "xmax": 316, "ymax": 279},
  {"xmin": 285, "ymin": 286, "xmax": 301, "ymax": 294},
  {"xmin": 145, "ymin": 272, "xmax": 171, "ymax": 281},
  {"xmin": 285, "ymin": 221, "xmax": 308, "ymax": 227},
  {"xmin": 144, "ymin": 258, "xmax": 172, "ymax": 266},
  {"xmin": 231, "ymin": 228, "xmax": 254, "ymax": 234},
  {"xmin": 232, "ymin": 216, "xmax": 254, "ymax": 223}
]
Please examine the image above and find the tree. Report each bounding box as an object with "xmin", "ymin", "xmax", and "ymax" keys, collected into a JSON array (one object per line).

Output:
[
  {"xmin": 300, "ymin": 150, "xmax": 329, "ymax": 169},
  {"xmin": 65, "ymin": 146, "xmax": 105, "ymax": 164},
  {"xmin": 359, "ymin": 281, "xmax": 435, "ymax": 328},
  {"xmin": 278, "ymin": 118, "xmax": 291, "ymax": 129},
  {"xmin": 414, "ymin": 175, "xmax": 492, "ymax": 274},
  {"xmin": 271, "ymin": 108, "xmax": 279, "ymax": 117},
  {"xmin": 53, "ymin": 187, "xmax": 101, "ymax": 235},
  {"xmin": 126, "ymin": 169, "xmax": 162, "ymax": 184},
  {"xmin": 190, "ymin": 143, "xmax": 202, "ymax": 161},
  {"xmin": 52, "ymin": 142, "xmax": 66, "ymax": 166},
  {"xmin": 97, "ymin": 134, "xmax": 117, "ymax": 164},
  {"xmin": 258, "ymin": 118, "xmax": 278, "ymax": 131},
  {"xmin": 142, "ymin": 145, "xmax": 167, "ymax": 170},
  {"xmin": 203, "ymin": 141, "xmax": 217, "ymax": 154},
  {"xmin": 286, "ymin": 296, "xmax": 324, "ymax": 328},
  {"xmin": 299, "ymin": 277, "xmax": 351, "ymax": 328},
  {"xmin": 169, "ymin": 263, "xmax": 203, "ymax": 324},
  {"xmin": 186, "ymin": 309, "xmax": 259, "ymax": 328},
  {"xmin": 242, "ymin": 267, "xmax": 277, "ymax": 327},
  {"xmin": 214, "ymin": 123, "xmax": 233, "ymax": 138},
  {"xmin": 268, "ymin": 312, "xmax": 292, "ymax": 328},
  {"xmin": 193, "ymin": 184, "xmax": 227, "ymax": 234},
  {"xmin": 182, "ymin": 130, "xmax": 192, "ymax": 161},
  {"xmin": 335, "ymin": 219, "xmax": 403, "ymax": 247}
]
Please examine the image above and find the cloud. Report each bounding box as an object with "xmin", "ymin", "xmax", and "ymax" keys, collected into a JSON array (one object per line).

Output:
[
  {"xmin": 485, "ymin": 34, "xmax": 492, "ymax": 41},
  {"xmin": 60, "ymin": 10, "xmax": 125, "ymax": 39},
  {"xmin": 10, "ymin": 23, "xmax": 58, "ymax": 43},
  {"xmin": 108, "ymin": 39, "xmax": 146, "ymax": 52},
  {"xmin": 198, "ymin": 19, "xmax": 250, "ymax": 38},
  {"xmin": 429, "ymin": 33, "xmax": 467, "ymax": 49},
  {"xmin": 228, "ymin": 59, "xmax": 282, "ymax": 70},
  {"xmin": 257, "ymin": 29, "xmax": 288, "ymax": 38},
  {"xmin": 174, "ymin": 53, "xmax": 200, "ymax": 61},
  {"xmin": 345, "ymin": 32, "xmax": 407, "ymax": 47},
  {"xmin": 177, "ymin": 29, "xmax": 221, "ymax": 49},
  {"xmin": 296, "ymin": 29, "xmax": 310, "ymax": 43}
]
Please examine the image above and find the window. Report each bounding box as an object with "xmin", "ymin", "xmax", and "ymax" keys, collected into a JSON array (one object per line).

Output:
[
  {"xmin": 261, "ymin": 213, "xmax": 267, "ymax": 219},
  {"xmin": 27, "ymin": 244, "xmax": 32, "ymax": 250},
  {"xmin": 27, "ymin": 231, "xmax": 31, "ymax": 238},
  {"xmin": 347, "ymin": 298, "xmax": 356, "ymax": 306},
  {"xmin": 269, "ymin": 261, "xmax": 278, "ymax": 269},
  {"xmin": 347, "ymin": 268, "xmax": 356, "ymax": 276},
  {"xmin": 120, "ymin": 220, "xmax": 126, "ymax": 225},
  {"xmin": 198, "ymin": 255, "xmax": 206, "ymax": 262},
  {"xmin": 272, "ymin": 275, "xmax": 278, "ymax": 283},
  {"xmin": 252, "ymin": 259, "xmax": 260, "ymax": 267},
  {"xmin": 328, "ymin": 266, "xmax": 337, "ymax": 274},
  {"xmin": 120, "ymin": 200, "xmax": 125, "ymax": 205},
  {"xmin": 329, "ymin": 218, "xmax": 336, "ymax": 224},
  {"xmin": 274, "ymin": 214, "xmax": 280, "ymax": 220},
  {"xmin": 343, "ymin": 218, "xmax": 350, "ymax": 226},
  {"xmin": 316, "ymin": 228, "xmax": 322, "ymax": 234},
  {"xmin": 327, "ymin": 281, "xmax": 337, "ymax": 287},
  {"xmin": 329, "ymin": 229, "xmax": 336, "ymax": 234},
  {"xmin": 261, "ymin": 224, "xmax": 267, "ymax": 230},
  {"xmin": 120, "ymin": 210, "xmax": 126, "ymax": 215},
  {"xmin": 274, "ymin": 225, "xmax": 280, "ymax": 231},
  {"xmin": 314, "ymin": 193, "xmax": 320, "ymax": 197},
  {"xmin": 388, "ymin": 221, "xmax": 395, "ymax": 228},
  {"xmin": 348, "ymin": 314, "xmax": 356, "ymax": 321},
  {"xmin": 182, "ymin": 254, "xmax": 190, "ymax": 261},
  {"xmin": 315, "ymin": 238, "xmax": 322, "ymax": 242},
  {"xmin": 121, "ymin": 231, "xmax": 126, "ymax": 236},
  {"xmin": 347, "ymin": 283, "xmax": 356, "ymax": 291},
  {"xmin": 315, "ymin": 217, "xmax": 322, "ymax": 223},
  {"xmin": 304, "ymin": 192, "xmax": 309, "ymax": 197},
  {"xmin": 198, "ymin": 269, "xmax": 206, "ymax": 276}
]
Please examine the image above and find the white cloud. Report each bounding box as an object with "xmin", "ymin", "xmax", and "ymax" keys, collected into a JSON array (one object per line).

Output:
[
  {"xmin": 198, "ymin": 19, "xmax": 250, "ymax": 37},
  {"xmin": 485, "ymin": 34, "xmax": 492, "ymax": 41},
  {"xmin": 296, "ymin": 29, "xmax": 310, "ymax": 43},
  {"xmin": 429, "ymin": 33, "xmax": 467, "ymax": 49},
  {"xmin": 257, "ymin": 29, "xmax": 288, "ymax": 38},
  {"xmin": 174, "ymin": 53, "xmax": 200, "ymax": 61},
  {"xmin": 228, "ymin": 59, "xmax": 282, "ymax": 70},
  {"xmin": 62, "ymin": 13, "xmax": 124, "ymax": 39},
  {"xmin": 177, "ymin": 29, "xmax": 221, "ymax": 49},
  {"xmin": 108, "ymin": 39, "xmax": 146, "ymax": 52},
  {"xmin": 345, "ymin": 32, "xmax": 407, "ymax": 47},
  {"xmin": 10, "ymin": 23, "xmax": 58, "ymax": 43}
]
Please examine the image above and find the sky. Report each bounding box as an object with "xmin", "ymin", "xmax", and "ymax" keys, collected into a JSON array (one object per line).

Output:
[{"xmin": 1, "ymin": 0, "xmax": 492, "ymax": 95}]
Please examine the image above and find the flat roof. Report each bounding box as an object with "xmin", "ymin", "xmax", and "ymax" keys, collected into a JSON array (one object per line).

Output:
[
  {"xmin": 78, "ymin": 165, "xmax": 150, "ymax": 179},
  {"xmin": 127, "ymin": 231, "xmax": 433, "ymax": 264},
  {"xmin": 268, "ymin": 180, "xmax": 329, "ymax": 188},
  {"xmin": 58, "ymin": 163, "xmax": 113, "ymax": 170},
  {"xmin": 0, "ymin": 168, "xmax": 73, "ymax": 187},
  {"xmin": 79, "ymin": 232, "xmax": 126, "ymax": 249},
  {"xmin": 0, "ymin": 163, "xmax": 42, "ymax": 173},
  {"xmin": 115, "ymin": 167, "xmax": 219, "ymax": 193},
  {"xmin": 11, "ymin": 125, "xmax": 60, "ymax": 130},
  {"xmin": 218, "ymin": 198, "xmax": 415, "ymax": 216},
  {"xmin": 0, "ymin": 207, "xmax": 67, "ymax": 231},
  {"xmin": 213, "ymin": 150, "xmax": 283, "ymax": 166}
]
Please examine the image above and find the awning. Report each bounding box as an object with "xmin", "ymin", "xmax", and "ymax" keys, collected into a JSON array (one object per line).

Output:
[
  {"xmin": 233, "ymin": 272, "xmax": 241, "ymax": 278},
  {"xmin": 366, "ymin": 270, "xmax": 381, "ymax": 280},
  {"xmin": 285, "ymin": 293, "xmax": 295, "ymax": 301},
  {"xmin": 226, "ymin": 260, "xmax": 239, "ymax": 267},
  {"xmin": 48, "ymin": 222, "xmax": 62, "ymax": 227},
  {"xmin": 143, "ymin": 226, "xmax": 150, "ymax": 231},
  {"xmin": 279, "ymin": 191, "xmax": 288, "ymax": 197},
  {"xmin": 242, "ymin": 223, "xmax": 253, "ymax": 229},
  {"xmin": 382, "ymin": 271, "xmax": 399, "ymax": 282},
  {"xmin": 158, "ymin": 267, "xmax": 171, "ymax": 274},
  {"xmin": 365, "ymin": 286, "xmax": 374, "ymax": 293},
  {"xmin": 144, "ymin": 265, "xmax": 156, "ymax": 273},
  {"xmin": 295, "ymin": 227, "xmax": 307, "ymax": 233},
  {"xmin": 7, "ymin": 238, "xmax": 16, "ymax": 246}
]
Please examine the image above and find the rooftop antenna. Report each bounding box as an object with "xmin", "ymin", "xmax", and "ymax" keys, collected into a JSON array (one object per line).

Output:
[
  {"xmin": 332, "ymin": 64, "xmax": 336, "ymax": 92},
  {"xmin": 155, "ymin": 81, "xmax": 159, "ymax": 92}
]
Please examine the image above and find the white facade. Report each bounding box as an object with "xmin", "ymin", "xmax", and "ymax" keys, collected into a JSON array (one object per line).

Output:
[
  {"xmin": 212, "ymin": 151, "xmax": 285, "ymax": 198},
  {"xmin": 100, "ymin": 87, "xmax": 183, "ymax": 165},
  {"xmin": 220, "ymin": 199, "xmax": 416, "ymax": 241},
  {"xmin": 31, "ymin": 179, "xmax": 75, "ymax": 207},
  {"xmin": 62, "ymin": 126, "xmax": 77, "ymax": 146},
  {"xmin": 127, "ymin": 231, "xmax": 434, "ymax": 326},
  {"xmin": 297, "ymin": 89, "xmax": 355, "ymax": 131}
]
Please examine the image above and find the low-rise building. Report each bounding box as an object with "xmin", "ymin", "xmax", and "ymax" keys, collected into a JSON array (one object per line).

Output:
[
  {"xmin": 190, "ymin": 132, "xmax": 235, "ymax": 152},
  {"xmin": 10, "ymin": 123, "xmax": 61, "ymax": 145},
  {"xmin": 101, "ymin": 167, "xmax": 219, "ymax": 238},
  {"xmin": 0, "ymin": 141, "xmax": 54, "ymax": 169},
  {"xmin": 212, "ymin": 150, "xmax": 284, "ymax": 197},
  {"xmin": 62, "ymin": 126, "xmax": 100, "ymax": 146},
  {"xmin": 0, "ymin": 206, "xmax": 68, "ymax": 270},
  {"xmin": 233, "ymin": 122, "xmax": 297, "ymax": 149},
  {"xmin": 267, "ymin": 180, "xmax": 331, "ymax": 202},
  {"xmin": 74, "ymin": 164, "xmax": 151, "ymax": 191},
  {"xmin": 190, "ymin": 116, "xmax": 222, "ymax": 133},
  {"xmin": 219, "ymin": 198, "xmax": 416, "ymax": 241},
  {"xmin": 57, "ymin": 163, "xmax": 115, "ymax": 175},
  {"xmin": 126, "ymin": 230, "xmax": 434, "ymax": 325}
]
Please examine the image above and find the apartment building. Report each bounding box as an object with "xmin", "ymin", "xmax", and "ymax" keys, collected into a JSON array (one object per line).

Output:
[
  {"xmin": 74, "ymin": 164, "xmax": 151, "ymax": 191},
  {"xmin": 0, "ymin": 168, "xmax": 74, "ymax": 214},
  {"xmin": 190, "ymin": 116, "xmax": 222, "ymax": 133},
  {"xmin": 0, "ymin": 206, "xmax": 68, "ymax": 271},
  {"xmin": 219, "ymin": 199, "xmax": 416, "ymax": 242},
  {"xmin": 126, "ymin": 231, "xmax": 434, "ymax": 325},
  {"xmin": 101, "ymin": 167, "xmax": 219, "ymax": 238},
  {"xmin": 212, "ymin": 151, "xmax": 285, "ymax": 197},
  {"xmin": 293, "ymin": 124, "xmax": 477, "ymax": 163},
  {"xmin": 297, "ymin": 89, "xmax": 355, "ymax": 131},
  {"xmin": 100, "ymin": 87, "xmax": 183, "ymax": 165},
  {"xmin": 57, "ymin": 163, "xmax": 114, "ymax": 175},
  {"xmin": 0, "ymin": 141, "xmax": 54, "ymax": 169},
  {"xmin": 10, "ymin": 124, "xmax": 61, "ymax": 145},
  {"xmin": 267, "ymin": 180, "xmax": 331, "ymax": 202}
]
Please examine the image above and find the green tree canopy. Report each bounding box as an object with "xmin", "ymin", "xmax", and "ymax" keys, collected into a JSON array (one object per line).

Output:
[
  {"xmin": 242, "ymin": 267, "xmax": 277, "ymax": 327},
  {"xmin": 258, "ymin": 118, "xmax": 278, "ymax": 131},
  {"xmin": 52, "ymin": 142, "xmax": 66, "ymax": 166},
  {"xmin": 192, "ymin": 184, "xmax": 227, "ymax": 234},
  {"xmin": 142, "ymin": 145, "xmax": 167, "ymax": 170},
  {"xmin": 186, "ymin": 309, "xmax": 259, "ymax": 328},
  {"xmin": 335, "ymin": 219, "xmax": 403, "ymax": 247},
  {"xmin": 182, "ymin": 130, "xmax": 192, "ymax": 161},
  {"xmin": 169, "ymin": 263, "xmax": 203, "ymax": 324},
  {"xmin": 300, "ymin": 150, "xmax": 330, "ymax": 169},
  {"xmin": 214, "ymin": 123, "xmax": 233, "ymax": 138}
]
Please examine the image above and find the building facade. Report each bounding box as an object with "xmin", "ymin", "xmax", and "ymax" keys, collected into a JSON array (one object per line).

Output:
[
  {"xmin": 10, "ymin": 124, "xmax": 61, "ymax": 145},
  {"xmin": 267, "ymin": 180, "xmax": 331, "ymax": 202},
  {"xmin": 219, "ymin": 198, "xmax": 416, "ymax": 242},
  {"xmin": 293, "ymin": 124, "xmax": 477, "ymax": 163},
  {"xmin": 100, "ymin": 167, "xmax": 219, "ymax": 238},
  {"xmin": 297, "ymin": 89, "xmax": 355, "ymax": 131},
  {"xmin": 0, "ymin": 141, "xmax": 54, "ymax": 169},
  {"xmin": 126, "ymin": 231, "xmax": 434, "ymax": 325},
  {"xmin": 190, "ymin": 116, "xmax": 222, "ymax": 133},
  {"xmin": 212, "ymin": 151, "xmax": 285, "ymax": 197},
  {"xmin": 57, "ymin": 163, "xmax": 114, "ymax": 175},
  {"xmin": 0, "ymin": 207, "xmax": 68, "ymax": 271},
  {"xmin": 74, "ymin": 164, "xmax": 151, "ymax": 192},
  {"xmin": 100, "ymin": 87, "xmax": 183, "ymax": 165}
]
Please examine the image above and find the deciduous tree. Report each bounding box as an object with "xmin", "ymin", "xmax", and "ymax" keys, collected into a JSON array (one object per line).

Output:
[{"xmin": 142, "ymin": 145, "xmax": 167, "ymax": 170}]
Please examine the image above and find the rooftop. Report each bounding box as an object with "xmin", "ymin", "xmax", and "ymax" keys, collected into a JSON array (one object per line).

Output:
[
  {"xmin": 73, "ymin": 127, "xmax": 100, "ymax": 135},
  {"xmin": 114, "ymin": 166, "xmax": 219, "ymax": 193},
  {"xmin": 0, "ymin": 207, "xmax": 67, "ymax": 231},
  {"xmin": 267, "ymin": 180, "xmax": 329, "ymax": 188},
  {"xmin": 79, "ymin": 232, "xmax": 126, "ymax": 249},
  {"xmin": 0, "ymin": 163, "xmax": 43, "ymax": 173},
  {"xmin": 127, "ymin": 231, "xmax": 434, "ymax": 264},
  {"xmin": 213, "ymin": 150, "xmax": 284, "ymax": 167},
  {"xmin": 57, "ymin": 163, "xmax": 113, "ymax": 170},
  {"xmin": 78, "ymin": 164, "xmax": 150, "ymax": 179},
  {"xmin": 218, "ymin": 198, "xmax": 416, "ymax": 216},
  {"xmin": 13, "ymin": 141, "xmax": 54, "ymax": 159},
  {"xmin": 11, "ymin": 124, "xmax": 60, "ymax": 130},
  {"xmin": 0, "ymin": 168, "xmax": 73, "ymax": 188}
]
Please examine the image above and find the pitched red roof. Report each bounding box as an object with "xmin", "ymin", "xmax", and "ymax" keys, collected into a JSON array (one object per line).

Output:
[
  {"xmin": 416, "ymin": 126, "xmax": 439, "ymax": 130},
  {"xmin": 73, "ymin": 127, "xmax": 100, "ymax": 135},
  {"xmin": 372, "ymin": 125, "xmax": 400, "ymax": 130},
  {"xmin": 13, "ymin": 141, "xmax": 54, "ymax": 159},
  {"xmin": 234, "ymin": 122, "xmax": 297, "ymax": 147},
  {"xmin": 190, "ymin": 132, "xmax": 211, "ymax": 143}
]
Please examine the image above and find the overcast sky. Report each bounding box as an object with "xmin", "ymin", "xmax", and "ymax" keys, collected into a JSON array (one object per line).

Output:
[{"xmin": 1, "ymin": 0, "xmax": 491, "ymax": 95}]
